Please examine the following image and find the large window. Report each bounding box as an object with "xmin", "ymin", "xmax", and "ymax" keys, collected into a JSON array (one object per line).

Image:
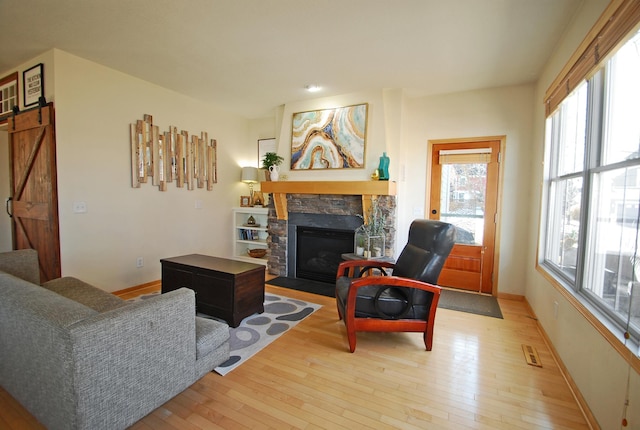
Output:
[{"xmin": 542, "ymin": 29, "xmax": 640, "ymax": 348}]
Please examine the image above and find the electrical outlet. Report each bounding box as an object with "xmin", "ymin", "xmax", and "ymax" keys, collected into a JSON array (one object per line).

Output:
[
  {"xmin": 553, "ymin": 301, "xmax": 559, "ymax": 319},
  {"xmin": 195, "ymin": 200, "xmax": 203, "ymax": 209},
  {"xmin": 136, "ymin": 257, "xmax": 144, "ymax": 268}
]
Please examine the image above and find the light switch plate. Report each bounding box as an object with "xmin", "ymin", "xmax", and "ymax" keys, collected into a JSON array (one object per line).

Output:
[{"xmin": 73, "ymin": 201, "xmax": 87, "ymax": 213}]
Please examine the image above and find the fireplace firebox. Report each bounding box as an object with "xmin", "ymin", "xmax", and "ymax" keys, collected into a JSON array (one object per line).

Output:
[
  {"xmin": 296, "ymin": 227, "xmax": 354, "ymax": 283},
  {"xmin": 286, "ymin": 212, "xmax": 363, "ymax": 283}
]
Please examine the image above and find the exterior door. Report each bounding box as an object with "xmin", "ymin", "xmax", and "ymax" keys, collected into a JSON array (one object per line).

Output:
[
  {"xmin": 7, "ymin": 104, "xmax": 61, "ymax": 282},
  {"xmin": 429, "ymin": 138, "xmax": 501, "ymax": 294}
]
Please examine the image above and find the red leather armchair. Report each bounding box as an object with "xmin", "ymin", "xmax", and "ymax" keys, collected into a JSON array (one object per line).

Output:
[{"xmin": 335, "ymin": 220, "xmax": 455, "ymax": 352}]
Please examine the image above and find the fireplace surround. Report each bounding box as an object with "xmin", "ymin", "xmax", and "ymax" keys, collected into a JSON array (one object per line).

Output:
[{"xmin": 265, "ymin": 192, "xmax": 396, "ymax": 278}]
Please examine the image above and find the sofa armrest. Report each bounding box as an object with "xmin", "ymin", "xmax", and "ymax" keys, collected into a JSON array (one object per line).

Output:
[
  {"xmin": 0, "ymin": 273, "xmax": 100, "ymax": 430},
  {"xmin": 0, "ymin": 249, "xmax": 40, "ymax": 284},
  {"xmin": 66, "ymin": 287, "xmax": 199, "ymax": 429}
]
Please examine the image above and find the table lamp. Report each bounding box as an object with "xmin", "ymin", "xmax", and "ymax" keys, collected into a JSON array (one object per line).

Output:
[{"xmin": 241, "ymin": 167, "xmax": 259, "ymax": 204}]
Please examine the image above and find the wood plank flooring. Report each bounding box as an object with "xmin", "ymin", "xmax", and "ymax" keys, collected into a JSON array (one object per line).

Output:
[{"xmin": 0, "ymin": 282, "xmax": 591, "ymax": 429}]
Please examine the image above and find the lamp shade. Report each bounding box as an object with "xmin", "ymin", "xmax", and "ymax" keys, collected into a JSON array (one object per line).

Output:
[{"xmin": 241, "ymin": 167, "xmax": 259, "ymax": 183}]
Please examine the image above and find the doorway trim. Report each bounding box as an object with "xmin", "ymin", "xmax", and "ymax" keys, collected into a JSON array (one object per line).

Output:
[{"xmin": 426, "ymin": 135, "xmax": 505, "ymax": 295}]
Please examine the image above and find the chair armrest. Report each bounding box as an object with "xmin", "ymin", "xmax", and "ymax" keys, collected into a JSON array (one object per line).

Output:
[{"xmin": 336, "ymin": 260, "xmax": 396, "ymax": 279}]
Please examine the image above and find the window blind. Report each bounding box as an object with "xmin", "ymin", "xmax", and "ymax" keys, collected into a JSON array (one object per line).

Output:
[
  {"xmin": 438, "ymin": 148, "xmax": 491, "ymax": 165},
  {"xmin": 544, "ymin": 0, "xmax": 640, "ymax": 117}
]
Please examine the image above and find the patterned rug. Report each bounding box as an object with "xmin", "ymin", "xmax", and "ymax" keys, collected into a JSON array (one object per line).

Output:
[
  {"xmin": 212, "ymin": 293, "xmax": 321, "ymax": 375},
  {"xmin": 129, "ymin": 291, "xmax": 321, "ymax": 376}
]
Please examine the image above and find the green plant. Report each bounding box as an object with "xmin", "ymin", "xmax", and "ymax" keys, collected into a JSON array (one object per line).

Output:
[
  {"xmin": 355, "ymin": 197, "xmax": 387, "ymax": 246},
  {"xmin": 261, "ymin": 152, "xmax": 284, "ymax": 169},
  {"xmin": 364, "ymin": 197, "xmax": 386, "ymax": 236}
]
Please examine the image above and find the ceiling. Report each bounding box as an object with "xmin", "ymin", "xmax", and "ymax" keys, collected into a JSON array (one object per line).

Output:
[{"xmin": 0, "ymin": 0, "xmax": 582, "ymax": 119}]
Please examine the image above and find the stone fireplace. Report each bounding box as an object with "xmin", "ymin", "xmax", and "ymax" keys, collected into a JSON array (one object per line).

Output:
[{"xmin": 261, "ymin": 183, "xmax": 397, "ymax": 278}]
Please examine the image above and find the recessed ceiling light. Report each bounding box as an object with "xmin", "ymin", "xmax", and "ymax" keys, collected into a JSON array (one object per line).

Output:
[{"xmin": 305, "ymin": 84, "xmax": 321, "ymax": 92}]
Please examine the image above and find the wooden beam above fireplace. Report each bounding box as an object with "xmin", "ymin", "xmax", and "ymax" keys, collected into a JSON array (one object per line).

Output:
[{"xmin": 260, "ymin": 181, "xmax": 396, "ymax": 220}]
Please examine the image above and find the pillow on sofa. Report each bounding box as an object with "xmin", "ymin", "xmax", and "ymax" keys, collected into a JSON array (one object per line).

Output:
[{"xmin": 42, "ymin": 277, "xmax": 128, "ymax": 313}]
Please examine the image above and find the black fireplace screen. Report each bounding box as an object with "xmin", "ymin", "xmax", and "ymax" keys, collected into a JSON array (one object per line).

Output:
[{"xmin": 296, "ymin": 226, "xmax": 354, "ymax": 283}]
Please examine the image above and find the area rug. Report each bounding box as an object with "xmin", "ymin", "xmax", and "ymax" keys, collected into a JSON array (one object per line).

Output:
[
  {"xmin": 266, "ymin": 276, "xmax": 335, "ymax": 297},
  {"xmin": 129, "ymin": 292, "xmax": 321, "ymax": 375},
  {"xmin": 211, "ymin": 293, "xmax": 320, "ymax": 375},
  {"xmin": 438, "ymin": 288, "xmax": 503, "ymax": 319}
]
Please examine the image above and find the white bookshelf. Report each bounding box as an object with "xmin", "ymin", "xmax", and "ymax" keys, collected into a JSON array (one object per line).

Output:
[{"xmin": 232, "ymin": 207, "xmax": 269, "ymax": 265}]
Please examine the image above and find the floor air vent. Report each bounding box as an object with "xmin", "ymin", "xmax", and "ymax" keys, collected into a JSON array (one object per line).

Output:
[{"xmin": 522, "ymin": 344, "xmax": 542, "ymax": 367}]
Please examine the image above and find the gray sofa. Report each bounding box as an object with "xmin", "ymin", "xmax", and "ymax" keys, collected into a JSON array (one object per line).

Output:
[{"xmin": 0, "ymin": 249, "xmax": 230, "ymax": 430}]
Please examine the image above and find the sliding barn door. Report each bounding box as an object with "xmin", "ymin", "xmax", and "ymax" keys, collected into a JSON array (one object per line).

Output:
[{"xmin": 8, "ymin": 104, "xmax": 61, "ymax": 282}]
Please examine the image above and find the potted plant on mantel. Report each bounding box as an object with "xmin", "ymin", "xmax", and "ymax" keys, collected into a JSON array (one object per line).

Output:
[{"xmin": 261, "ymin": 152, "xmax": 284, "ymax": 181}]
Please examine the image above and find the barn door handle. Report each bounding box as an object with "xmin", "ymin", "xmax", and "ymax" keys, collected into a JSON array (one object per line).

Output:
[{"xmin": 5, "ymin": 197, "xmax": 12, "ymax": 218}]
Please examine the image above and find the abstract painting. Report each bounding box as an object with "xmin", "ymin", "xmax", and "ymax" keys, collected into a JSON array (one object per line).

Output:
[{"xmin": 290, "ymin": 103, "xmax": 368, "ymax": 170}]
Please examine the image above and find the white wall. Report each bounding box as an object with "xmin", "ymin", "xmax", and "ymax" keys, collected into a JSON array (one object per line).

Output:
[
  {"xmin": 267, "ymin": 84, "xmax": 534, "ymax": 297},
  {"xmin": 45, "ymin": 49, "xmax": 252, "ymax": 291},
  {"xmin": 404, "ymin": 84, "xmax": 535, "ymax": 296},
  {"xmin": 272, "ymin": 89, "xmax": 412, "ymax": 254},
  {"xmin": 247, "ymin": 116, "xmax": 277, "ymax": 186},
  {"xmin": 526, "ymin": 0, "xmax": 640, "ymax": 428},
  {"xmin": 276, "ymin": 91, "xmax": 391, "ymax": 183}
]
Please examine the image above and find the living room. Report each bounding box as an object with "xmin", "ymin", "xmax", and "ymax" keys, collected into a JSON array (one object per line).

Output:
[{"xmin": 0, "ymin": 1, "xmax": 639, "ymax": 429}]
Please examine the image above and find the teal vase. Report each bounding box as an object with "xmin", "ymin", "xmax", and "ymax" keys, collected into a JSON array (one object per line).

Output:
[{"xmin": 378, "ymin": 152, "xmax": 389, "ymax": 180}]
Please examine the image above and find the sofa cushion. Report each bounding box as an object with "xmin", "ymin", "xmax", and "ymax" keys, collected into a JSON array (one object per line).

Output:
[
  {"xmin": 0, "ymin": 249, "xmax": 40, "ymax": 285},
  {"xmin": 195, "ymin": 316, "xmax": 230, "ymax": 359},
  {"xmin": 336, "ymin": 278, "xmax": 416, "ymax": 319},
  {"xmin": 1, "ymin": 272, "xmax": 98, "ymax": 328},
  {"xmin": 42, "ymin": 276, "xmax": 128, "ymax": 313}
]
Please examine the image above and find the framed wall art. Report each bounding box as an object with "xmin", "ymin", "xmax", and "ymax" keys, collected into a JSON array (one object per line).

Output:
[
  {"xmin": 290, "ymin": 103, "xmax": 368, "ymax": 170},
  {"xmin": 23, "ymin": 63, "xmax": 44, "ymax": 107}
]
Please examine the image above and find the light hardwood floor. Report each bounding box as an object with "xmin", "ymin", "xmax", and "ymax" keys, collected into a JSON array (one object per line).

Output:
[{"xmin": 0, "ymin": 282, "xmax": 591, "ymax": 430}]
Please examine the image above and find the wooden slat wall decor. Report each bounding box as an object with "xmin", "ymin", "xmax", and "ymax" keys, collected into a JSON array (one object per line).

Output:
[
  {"xmin": 207, "ymin": 138, "xmax": 217, "ymax": 190},
  {"xmin": 130, "ymin": 114, "xmax": 218, "ymax": 191},
  {"xmin": 176, "ymin": 133, "xmax": 185, "ymax": 188},
  {"xmin": 151, "ymin": 125, "xmax": 159, "ymax": 186}
]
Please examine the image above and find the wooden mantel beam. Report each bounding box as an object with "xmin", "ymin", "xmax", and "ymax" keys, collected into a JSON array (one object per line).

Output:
[{"xmin": 260, "ymin": 181, "xmax": 397, "ymax": 220}]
